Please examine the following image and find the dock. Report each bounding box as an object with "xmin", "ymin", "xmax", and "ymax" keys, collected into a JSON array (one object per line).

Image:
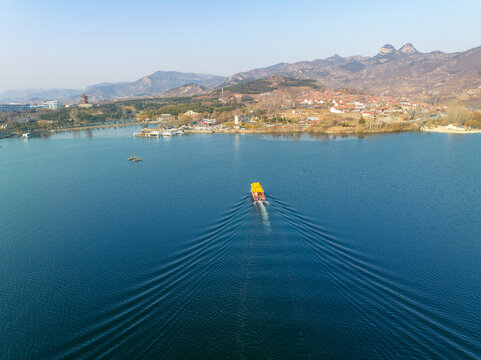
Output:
[{"xmin": 134, "ymin": 127, "xmax": 186, "ymax": 138}]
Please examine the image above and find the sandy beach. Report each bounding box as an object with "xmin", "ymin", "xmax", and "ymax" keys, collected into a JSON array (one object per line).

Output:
[{"xmin": 421, "ymin": 126, "xmax": 481, "ymax": 134}]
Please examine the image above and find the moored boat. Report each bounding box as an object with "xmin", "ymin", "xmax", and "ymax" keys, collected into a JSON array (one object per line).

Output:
[{"xmin": 250, "ymin": 182, "xmax": 266, "ymax": 202}]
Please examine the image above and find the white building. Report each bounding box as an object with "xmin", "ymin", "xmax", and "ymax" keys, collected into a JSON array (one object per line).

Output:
[
  {"xmin": 184, "ymin": 110, "xmax": 199, "ymax": 116},
  {"xmin": 42, "ymin": 100, "xmax": 61, "ymax": 110}
]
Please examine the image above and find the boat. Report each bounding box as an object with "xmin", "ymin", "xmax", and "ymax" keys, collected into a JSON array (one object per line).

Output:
[
  {"xmin": 22, "ymin": 133, "xmax": 31, "ymax": 138},
  {"xmin": 162, "ymin": 131, "xmax": 173, "ymax": 136},
  {"xmin": 250, "ymin": 182, "xmax": 266, "ymax": 202},
  {"xmin": 128, "ymin": 155, "xmax": 142, "ymax": 162}
]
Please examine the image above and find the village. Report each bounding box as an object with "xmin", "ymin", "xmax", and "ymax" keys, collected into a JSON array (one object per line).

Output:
[
  {"xmin": 132, "ymin": 88, "xmax": 481, "ymax": 137},
  {"xmin": 296, "ymin": 90, "xmax": 441, "ymax": 118}
]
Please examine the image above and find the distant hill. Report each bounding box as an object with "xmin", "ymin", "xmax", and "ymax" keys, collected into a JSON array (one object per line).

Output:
[
  {"xmin": 228, "ymin": 43, "xmax": 481, "ymax": 103},
  {"xmin": 220, "ymin": 75, "xmax": 321, "ymax": 94},
  {"xmin": 86, "ymin": 71, "xmax": 227, "ymax": 100},
  {"xmin": 160, "ymin": 83, "xmax": 210, "ymax": 98},
  {"xmin": 0, "ymin": 88, "xmax": 82, "ymax": 103}
]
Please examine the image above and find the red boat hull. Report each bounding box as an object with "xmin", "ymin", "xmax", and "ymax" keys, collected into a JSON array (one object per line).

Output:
[{"xmin": 251, "ymin": 191, "xmax": 266, "ymax": 202}]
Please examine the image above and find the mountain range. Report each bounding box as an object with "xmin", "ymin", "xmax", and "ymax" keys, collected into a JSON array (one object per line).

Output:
[
  {"xmin": 228, "ymin": 43, "xmax": 481, "ymax": 102},
  {"xmin": 2, "ymin": 43, "xmax": 481, "ymax": 104},
  {"xmin": 85, "ymin": 71, "xmax": 226, "ymax": 100},
  {"xmin": 0, "ymin": 72, "xmax": 226, "ymax": 103}
]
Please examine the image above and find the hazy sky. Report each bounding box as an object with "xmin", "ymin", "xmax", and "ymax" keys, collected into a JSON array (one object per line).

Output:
[{"xmin": 1, "ymin": 0, "xmax": 481, "ymax": 92}]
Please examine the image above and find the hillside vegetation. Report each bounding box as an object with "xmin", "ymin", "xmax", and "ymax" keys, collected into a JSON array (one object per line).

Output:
[{"xmin": 219, "ymin": 76, "xmax": 321, "ymax": 94}]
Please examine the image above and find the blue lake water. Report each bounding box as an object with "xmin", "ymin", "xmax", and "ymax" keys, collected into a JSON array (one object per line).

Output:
[{"xmin": 1, "ymin": 128, "xmax": 480, "ymax": 359}]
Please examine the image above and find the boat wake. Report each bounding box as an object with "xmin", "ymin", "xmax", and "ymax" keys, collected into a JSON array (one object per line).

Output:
[
  {"xmin": 47, "ymin": 193, "xmax": 480, "ymax": 359},
  {"xmin": 269, "ymin": 195, "xmax": 481, "ymax": 359},
  {"xmin": 53, "ymin": 195, "xmax": 251, "ymax": 360},
  {"xmin": 253, "ymin": 200, "xmax": 271, "ymax": 229}
]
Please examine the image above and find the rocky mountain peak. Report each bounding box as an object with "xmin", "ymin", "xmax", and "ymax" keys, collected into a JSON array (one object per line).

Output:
[
  {"xmin": 378, "ymin": 44, "xmax": 395, "ymax": 56},
  {"xmin": 398, "ymin": 43, "xmax": 419, "ymax": 55},
  {"xmin": 326, "ymin": 54, "xmax": 342, "ymax": 61}
]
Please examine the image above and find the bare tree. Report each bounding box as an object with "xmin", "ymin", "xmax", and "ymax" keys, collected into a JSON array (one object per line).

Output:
[{"xmin": 447, "ymin": 102, "xmax": 469, "ymax": 124}]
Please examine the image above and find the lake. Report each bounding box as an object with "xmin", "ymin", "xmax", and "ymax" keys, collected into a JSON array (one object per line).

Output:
[{"xmin": 1, "ymin": 128, "xmax": 480, "ymax": 359}]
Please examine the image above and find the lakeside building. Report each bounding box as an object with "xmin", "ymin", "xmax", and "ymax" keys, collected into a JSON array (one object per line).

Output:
[
  {"xmin": 195, "ymin": 119, "xmax": 216, "ymax": 126},
  {"xmin": 42, "ymin": 100, "xmax": 61, "ymax": 110},
  {"xmin": 1, "ymin": 100, "xmax": 62, "ymax": 112},
  {"xmin": 0, "ymin": 103, "xmax": 31, "ymax": 112},
  {"xmin": 29, "ymin": 100, "xmax": 62, "ymax": 110}
]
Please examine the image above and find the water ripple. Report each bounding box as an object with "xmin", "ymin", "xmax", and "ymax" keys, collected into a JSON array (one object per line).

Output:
[
  {"xmin": 55, "ymin": 196, "xmax": 250, "ymax": 359},
  {"xmin": 271, "ymin": 198, "xmax": 481, "ymax": 359}
]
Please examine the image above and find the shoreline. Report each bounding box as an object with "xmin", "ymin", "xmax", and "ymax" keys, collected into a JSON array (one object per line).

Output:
[
  {"xmin": 421, "ymin": 126, "xmax": 481, "ymax": 134},
  {"xmin": 211, "ymin": 128, "xmax": 415, "ymax": 135},
  {"xmin": 47, "ymin": 120, "xmax": 162, "ymax": 133},
  {"xmin": 12, "ymin": 122, "xmax": 481, "ymax": 138},
  {"xmin": 47, "ymin": 121, "xmax": 418, "ymax": 136},
  {"xmin": 202, "ymin": 123, "xmax": 420, "ymax": 136}
]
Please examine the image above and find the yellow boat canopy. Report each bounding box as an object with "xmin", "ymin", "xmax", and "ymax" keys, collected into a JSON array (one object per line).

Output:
[{"xmin": 251, "ymin": 182, "xmax": 264, "ymax": 193}]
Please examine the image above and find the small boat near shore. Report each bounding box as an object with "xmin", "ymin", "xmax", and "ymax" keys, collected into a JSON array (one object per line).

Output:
[
  {"xmin": 251, "ymin": 182, "xmax": 266, "ymax": 202},
  {"xmin": 22, "ymin": 132, "xmax": 31, "ymax": 138}
]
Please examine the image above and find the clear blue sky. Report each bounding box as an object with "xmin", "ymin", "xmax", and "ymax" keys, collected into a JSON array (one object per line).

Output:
[{"xmin": 1, "ymin": 0, "xmax": 480, "ymax": 92}]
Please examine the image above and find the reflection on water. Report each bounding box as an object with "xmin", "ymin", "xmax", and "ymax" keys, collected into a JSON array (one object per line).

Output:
[
  {"xmin": 256, "ymin": 132, "xmax": 389, "ymax": 142},
  {"xmin": 234, "ymin": 134, "xmax": 240, "ymax": 152}
]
